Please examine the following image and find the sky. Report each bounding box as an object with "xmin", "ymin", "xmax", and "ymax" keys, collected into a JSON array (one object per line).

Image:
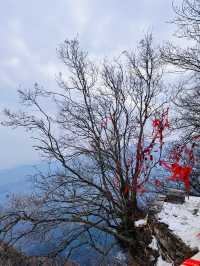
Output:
[{"xmin": 0, "ymin": 0, "xmax": 182, "ymax": 170}]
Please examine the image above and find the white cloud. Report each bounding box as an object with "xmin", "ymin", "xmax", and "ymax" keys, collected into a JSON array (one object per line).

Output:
[
  {"xmin": 38, "ymin": 62, "xmax": 59, "ymax": 79},
  {"xmin": 3, "ymin": 57, "xmax": 20, "ymax": 68}
]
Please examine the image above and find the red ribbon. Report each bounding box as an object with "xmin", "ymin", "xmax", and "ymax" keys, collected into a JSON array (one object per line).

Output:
[
  {"xmin": 160, "ymin": 160, "xmax": 192, "ymax": 191},
  {"xmin": 181, "ymin": 258, "xmax": 200, "ymax": 266}
]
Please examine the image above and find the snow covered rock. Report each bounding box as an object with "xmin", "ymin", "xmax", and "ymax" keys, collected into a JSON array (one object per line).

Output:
[{"xmin": 157, "ymin": 196, "xmax": 200, "ymax": 250}]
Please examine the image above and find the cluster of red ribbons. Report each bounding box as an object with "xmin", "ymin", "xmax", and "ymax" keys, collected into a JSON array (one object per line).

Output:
[
  {"xmin": 105, "ymin": 107, "xmax": 199, "ymax": 195},
  {"xmin": 123, "ymin": 108, "xmax": 170, "ymax": 195},
  {"xmin": 159, "ymin": 138, "xmax": 199, "ymax": 192},
  {"xmin": 114, "ymin": 159, "xmax": 147, "ymax": 196},
  {"xmin": 160, "ymin": 160, "xmax": 192, "ymax": 191},
  {"xmin": 143, "ymin": 108, "xmax": 170, "ymax": 162},
  {"xmin": 152, "ymin": 107, "xmax": 170, "ymax": 150}
]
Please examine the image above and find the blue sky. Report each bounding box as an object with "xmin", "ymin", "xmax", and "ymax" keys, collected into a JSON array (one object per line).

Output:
[{"xmin": 0, "ymin": 0, "xmax": 182, "ymax": 169}]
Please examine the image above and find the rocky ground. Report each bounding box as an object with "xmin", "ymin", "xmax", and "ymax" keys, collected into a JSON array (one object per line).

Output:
[
  {"xmin": 0, "ymin": 240, "xmax": 79, "ymax": 266},
  {"xmin": 152, "ymin": 195, "xmax": 200, "ymax": 265}
]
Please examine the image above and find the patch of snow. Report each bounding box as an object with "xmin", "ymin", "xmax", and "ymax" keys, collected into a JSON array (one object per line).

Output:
[
  {"xmin": 149, "ymin": 236, "xmax": 158, "ymax": 250},
  {"xmin": 157, "ymin": 255, "xmax": 172, "ymax": 266},
  {"xmin": 192, "ymin": 251, "xmax": 200, "ymax": 260},
  {"xmin": 157, "ymin": 196, "xmax": 200, "ymax": 250},
  {"xmin": 134, "ymin": 217, "xmax": 147, "ymax": 227}
]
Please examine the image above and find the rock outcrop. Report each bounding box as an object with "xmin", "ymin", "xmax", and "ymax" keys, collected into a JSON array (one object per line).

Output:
[
  {"xmin": 150, "ymin": 217, "xmax": 198, "ymax": 265},
  {"xmin": 0, "ymin": 240, "xmax": 79, "ymax": 266}
]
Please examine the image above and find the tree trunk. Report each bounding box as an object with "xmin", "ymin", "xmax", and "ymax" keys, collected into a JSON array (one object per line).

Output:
[{"xmin": 116, "ymin": 208, "xmax": 159, "ymax": 266}]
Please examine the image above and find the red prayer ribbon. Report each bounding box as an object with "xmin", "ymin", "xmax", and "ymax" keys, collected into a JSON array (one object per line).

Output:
[{"xmin": 160, "ymin": 160, "xmax": 192, "ymax": 191}]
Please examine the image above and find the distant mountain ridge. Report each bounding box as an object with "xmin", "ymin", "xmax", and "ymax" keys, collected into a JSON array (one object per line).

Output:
[{"xmin": 0, "ymin": 163, "xmax": 50, "ymax": 205}]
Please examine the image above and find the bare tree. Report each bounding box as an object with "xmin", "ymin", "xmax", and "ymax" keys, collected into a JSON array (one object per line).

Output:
[
  {"xmin": 161, "ymin": 0, "xmax": 200, "ymax": 85},
  {"xmin": 0, "ymin": 35, "xmax": 168, "ymax": 265},
  {"xmin": 161, "ymin": 0, "xmax": 200, "ymax": 194}
]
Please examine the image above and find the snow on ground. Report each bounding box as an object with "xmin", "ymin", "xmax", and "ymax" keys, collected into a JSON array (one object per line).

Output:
[
  {"xmin": 156, "ymin": 256, "xmax": 172, "ymax": 266},
  {"xmin": 157, "ymin": 196, "xmax": 200, "ymax": 250}
]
